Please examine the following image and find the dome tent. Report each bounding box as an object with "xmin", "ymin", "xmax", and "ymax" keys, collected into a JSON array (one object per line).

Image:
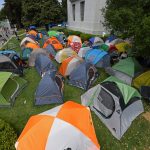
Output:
[{"xmin": 81, "ymin": 76, "xmax": 144, "ymax": 140}]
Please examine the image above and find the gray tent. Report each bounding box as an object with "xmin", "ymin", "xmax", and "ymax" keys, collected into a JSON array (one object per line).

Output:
[
  {"xmin": 81, "ymin": 76, "xmax": 144, "ymax": 140},
  {"xmin": 0, "ymin": 55, "xmax": 23, "ymax": 75},
  {"xmin": 44, "ymin": 44, "xmax": 56, "ymax": 58},
  {"xmin": 35, "ymin": 54, "xmax": 57, "ymax": 77},
  {"xmin": 35, "ymin": 73, "xmax": 64, "ymax": 105},
  {"xmin": 28, "ymin": 48, "xmax": 50, "ymax": 67},
  {"xmin": 68, "ymin": 61, "xmax": 99, "ymax": 90}
]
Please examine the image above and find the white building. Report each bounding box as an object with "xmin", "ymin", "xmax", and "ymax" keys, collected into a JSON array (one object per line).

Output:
[{"xmin": 67, "ymin": 0, "xmax": 106, "ymax": 35}]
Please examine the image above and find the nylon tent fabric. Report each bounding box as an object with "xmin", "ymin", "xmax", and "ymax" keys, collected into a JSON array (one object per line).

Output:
[
  {"xmin": 112, "ymin": 57, "xmax": 142, "ymax": 77},
  {"xmin": 104, "ymin": 76, "xmax": 141, "ymax": 104},
  {"xmin": 81, "ymin": 77, "xmax": 144, "ymax": 140},
  {"xmin": 0, "ymin": 72, "xmax": 27, "ymax": 107},
  {"xmin": 35, "ymin": 54, "xmax": 57, "ymax": 77},
  {"xmin": 43, "ymin": 37, "xmax": 63, "ymax": 51},
  {"xmin": 100, "ymin": 44, "xmax": 109, "ymax": 51},
  {"xmin": 43, "ymin": 44, "xmax": 56, "ymax": 58},
  {"xmin": 110, "ymin": 38, "xmax": 124, "ymax": 45},
  {"xmin": 78, "ymin": 47, "xmax": 92, "ymax": 58},
  {"xmin": 0, "ymin": 55, "xmax": 23, "ymax": 75},
  {"xmin": 28, "ymin": 48, "xmax": 50, "ymax": 67},
  {"xmin": 105, "ymin": 35, "xmax": 117, "ymax": 43},
  {"xmin": 68, "ymin": 61, "xmax": 99, "ymax": 90},
  {"xmin": 48, "ymin": 30, "xmax": 59, "ymax": 37},
  {"xmin": 70, "ymin": 42, "xmax": 82, "ymax": 53},
  {"xmin": 133, "ymin": 70, "xmax": 150, "ymax": 89},
  {"xmin": 28, "ymin": 30, "xmax": 38, "ymax": 37},
  {"xmin": 59, "ymin": 56, "xmax": 83, "ymax": 77},
  {"xmin": 35, "ymin": 73, "xmax": 63, "ymax": 105},
  {"xmin": 0, "ymin": 50, "xmax": 19, "ymax": 57},
  {"xmin": 68, "ymin": 35, "xmax": 82, "ymax": 46},
  {"xmin": 22, "ymin": 48, "xmax": 32, "ymax": 60},
  {"xmin": 115, "ymin": 42, "xmax": 131, "ymax": 53},
  {"xmin": 85, "ymin": 49, "xmax": 110, "ymax": 68},
  {"xmin": 89, "ymin": 37, "xmax": 104, "ymax": 46},
  {"xmin": 25, "ymin": 42, "xmax": 40, "ymax": 49},
  {"xmin": 15, "ymin": 101, "xmax": 100, "ymax": 150},
  {"xmin": 20, "ymin": 37, "xmax": 37, "ymax": 47},
  {"xmin": 55, "ymin": 48, "xmax": 77, "ymax": 63}
]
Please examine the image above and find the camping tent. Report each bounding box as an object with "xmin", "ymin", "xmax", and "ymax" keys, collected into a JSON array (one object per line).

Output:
[
  {"xmin": 115, "ymin": 42, "xmax": 131, "ymax": 53},
  {"xmin": 35, "ymin": 73, "xmax": 64, "ymax": 105},
  {"xmin": 22, "ymin": 48, "xmax": 32, "ymax": 60},
  {"xmin": 35, "ymin": 54, "xmax": 57, "ymax": 77},
  {"xmin": 28, "ymin": 48, "xmax": 50, "ymax": 67},
  {"xmin": 59, "ymin": 56, "xmax": 83, "ymax": 77},
  {"xmin": 57, "ymin": 33, "xmax": 66, "ymax": 44},
  {"xmin": 43, "ymin": 37, "xmax": 63, "ymax": 51},
  {"xmin": 68, "ymin": 35, "xmax": 82, "ymax": 45},
  {"xmin": 78, "ymin": 47, "xmax": 92, "ymax": 58},
  {"xmin": 0, "ymin": 55, "xmax": 23, "ymax": 75},
  {"xmin": 48, "ymin": 30, "xmax": 59, "ymax": 37},
  {"xmin": 81, "ymin": 76, "xmax": 144, "ymax": 140},
  {"xmin": 15, "ymin": 101, "xmax": 100, "ymax": 150},
  {"xmin": 43, "ymin": 43, "xmax": 56, "ymax": 58},
  {"xmin": 68, "ymin": 61, "xmax": 99, "ymax": 90},
  {"xmin": 25, "ymin": 42, "xmax": 40, "ymax": 49},
  {"xmin": 133, "ymin": 70, "xmax": 150, "ymax": 89},
  {"xmin": 89, "ymin": 37, "xmax": 104, "ymax": 46},
  {"xmin": 20, "ymin": 37, "xmax": 37, "ymax": 48},
  {"xmin": 0, "ymin": 72, "xmax": 27, "ymax": 107},
  {"xmin": 106, "ymin": 57, "xmax": 142, "ymax": 85},
  {"xmin": 85, "ymin": 49, "xmax": 110, "ymax": 68},
  {"xmin": 0, "ymin": 49, "xmax": 19, "ymax": 57},
  {"xmin": 55, "ymin": 48, "xmax": 77, "ymax": 63}
]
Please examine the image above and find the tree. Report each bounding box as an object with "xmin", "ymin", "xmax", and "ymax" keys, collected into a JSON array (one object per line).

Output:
[
  {"xmin": 61, "ymin": 0, "xmax": 67, "ymax": 21},
  {"xmin": 103, "ymin": 0, "xmax": 150, "ymax": 57},
  {"xmin": 22, "ymin": 0, "xmax": 63, "ymax": 26},
  {"xmin": 3, "ymin": 0, "xmax": 22, "ymax": 27}
]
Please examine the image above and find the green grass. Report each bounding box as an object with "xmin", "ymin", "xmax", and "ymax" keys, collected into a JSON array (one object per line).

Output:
[{"xmin": 0, "ymin": 34, "xmax": 150, "ymax": 150}]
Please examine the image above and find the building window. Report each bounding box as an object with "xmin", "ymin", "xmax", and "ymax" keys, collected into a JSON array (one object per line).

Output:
[
  {"xmin": 72, "ymin": 4, "xmax": 75, "ymax": 21},
  {"xmin": 80, "ymin": 1, "xmax": 85, "ymax": 21}
]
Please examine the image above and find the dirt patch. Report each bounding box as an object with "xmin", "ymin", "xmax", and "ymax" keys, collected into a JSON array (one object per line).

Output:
[{"xmin": 143, "ymin": 112, "xmax": 150, "ymax": 122}]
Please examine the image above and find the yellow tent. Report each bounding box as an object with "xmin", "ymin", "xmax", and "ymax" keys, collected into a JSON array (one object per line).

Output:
[
  {"xmin": 133, "ymin": 70, "xmax": 150, "ymax": 89},
  {"xmin": 115, "ymin": 42, "xmax": 131, "ymax": 52}
]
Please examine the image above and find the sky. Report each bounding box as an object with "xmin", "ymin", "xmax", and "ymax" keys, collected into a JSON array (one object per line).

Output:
[{"xmin": 0, "ymin": 0, "xmax": 4, "ymax": 10}]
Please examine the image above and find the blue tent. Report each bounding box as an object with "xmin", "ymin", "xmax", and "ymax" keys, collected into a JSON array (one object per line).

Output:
[
  {"xmin": 85, "ymin": 49, "xmax": 110, "ymax": 68},
  {"xmin": 35, "ymin": 54, "xmax": 57, "ymax": 77},
  {"xmin": 35, "ymin": 73, "xmax": 64, "ymax": 105},
  {"xmin": 44, "ymin": 44, "xmax": 56, "ymax": 58},
  {"xmin": 0, "ymin": 50, "xmax": 19, "ymax": 57},
  {"xmin": 106, "ymin": 35, "xmax": 117, "ymax": 43},
  {"xmin": 68, "ymin": 61, "xmax": 99, "ymax": 90},
  {"xmin": 29, "ymin": 25, "xmax": 36, "ymax": 30}
]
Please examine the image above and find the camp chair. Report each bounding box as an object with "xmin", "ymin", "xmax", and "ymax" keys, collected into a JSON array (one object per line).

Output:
[{"xmin": 140, "ymin": 86, "xmax": 150, "ymax": 100}]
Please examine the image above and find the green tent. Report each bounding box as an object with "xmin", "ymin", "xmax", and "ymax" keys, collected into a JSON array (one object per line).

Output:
[
  {"xmin": 81, "ymin": 76, "xmax": 143, "ymax": 140},
  {"xmin": 0, "ymin": 72, "xmax": 27, "ymax": 107},
  {"xmin": 106, "ymin": 57, "xmax": 142, "ymax": 85},
  {"xmin": 100, "ymin": 43, "xmax": 109, "ymax": 51},
  {"xmin": 48, "ymin": 30, "xmax": 59, "ymax": 37}
]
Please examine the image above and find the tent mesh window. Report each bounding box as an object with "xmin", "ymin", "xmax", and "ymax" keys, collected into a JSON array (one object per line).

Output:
[
  {"xmin": 101, "ymin": 81, "xmax": 126, "ymax": 110},
  {"xmin": 93, "ymin": 88, "xmax": 115, "ymax": 118},
  {"xmin": 0, "ymin": 62, "xmax": 15, "ymax": 69},
  {"xmin": 55, "ymin": 75, "xmax": 64, "ymax": 95}
]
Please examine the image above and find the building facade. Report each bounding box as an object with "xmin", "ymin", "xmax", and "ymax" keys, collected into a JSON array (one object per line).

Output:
[{"xmin": 67, "ymin": 0, "xmax": 106, "ymax": 35}]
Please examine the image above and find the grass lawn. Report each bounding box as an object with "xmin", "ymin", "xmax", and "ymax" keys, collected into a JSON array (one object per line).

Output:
[{"xmin": 0, "ymin": 33, "xmax": 150, "ymax": 150}]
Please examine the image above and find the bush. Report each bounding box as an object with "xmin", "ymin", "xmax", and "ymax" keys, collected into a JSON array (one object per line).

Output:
[{"xmin": 0, "ymin": 119, "xmax": 17, "ymax": 150}]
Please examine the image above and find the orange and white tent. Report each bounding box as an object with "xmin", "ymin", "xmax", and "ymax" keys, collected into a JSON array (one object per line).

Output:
[
  {"xmin": 15, "ymin": 101, "xmax": 100, "ymax": 150},
  {"xmin": 68, "ymin": 35, "xmax": 82, "ymax": 46},
  {"xmin": 25, "ymin": 42, "xmax": 40, "ymax": 49},
  {"xmin": 59, "ymin": 56, "xmax": 83, "ymax": 77},
  {"xmin": 55, "ymin": 47, "xmax": 77, "ymax": 63}
]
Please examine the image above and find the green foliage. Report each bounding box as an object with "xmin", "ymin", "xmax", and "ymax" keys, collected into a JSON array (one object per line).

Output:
[
  {"xmin": 103, "ymin": 0, "xmax": 150, "ymax": 57},
  {"xmin": 0, "ymin": 119, "xmax": 17, "ymax": 150}
]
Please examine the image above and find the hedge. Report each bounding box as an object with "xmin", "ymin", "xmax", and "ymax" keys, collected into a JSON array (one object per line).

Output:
[
  {"xmin": 50, "ymin": 27, "xmax": 109, "ymax": 42},
  {"xmin": 0, "ymin": 119, "xmax": 17, "ymax": 150}
]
